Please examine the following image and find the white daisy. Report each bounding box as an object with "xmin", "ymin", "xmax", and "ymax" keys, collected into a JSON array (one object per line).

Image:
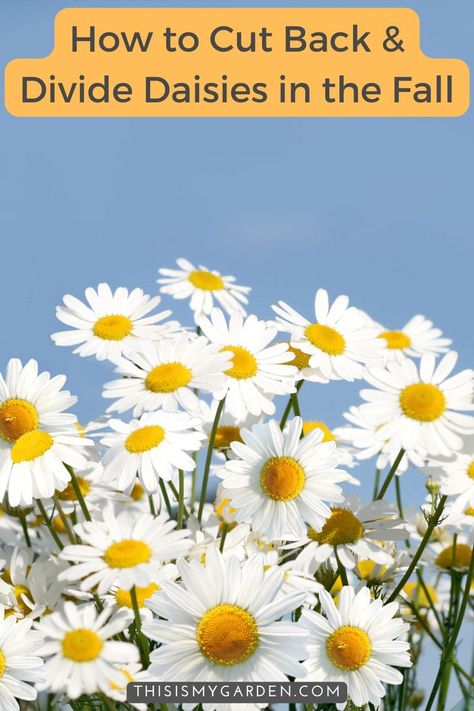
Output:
[
  {"xmin": 273, "ymin": 289, "xmax": 384, "ymax": 381},
  {"xmin": 300, "ymin": 586, "xmax": 411, "ymax": 709},
  {"xmin": 158, "ymin": 258, "xmax": 250, "ymax": 320},
  {"xmin": 52, "ymin": 283, "xmax": 181, "ymax": 361},
  {"xmin": 0, "ymin": 610, "xmax": 44, "ymax": 711},
  {"xmin": 103, "ymin": 334, "xmax": 231, "ymax": 415},
  {"xmin": 37, "ymin": 601, "xmax": 138, "ymax": 699},
  {"xmin": 198, "ymin": 309, "xmax": 297, "ymax": 419},
  {"xmin": 360, "ymin": 351, "xmax": 474, "ymax": 457},
  {"xmin": 142, "ymin": 547, "xmax": 308, "ymax": 686},
  {"xmin": 59, "ymin": 507, "xmax": 192, "ymax": 595},
  {"xmin": 292, "ymin": 496, "xmax": 408, "ymax": 572},
  {"xmin": 198, "ymin": 399, "xmax": 260, "ymax": 451},
  {"xmin": 218, "ymin": 418, "xmax": 349, "ymax": 540},
  {"xmin": 300, "ymin": 420, "xmax": 356, "ymax": 472},
  {"xmin": 100, "ymin": 410, "xmax": 204, "ymax": 492},
  {"xmin": 426, "ymin": 532, "xmax": 474, "ymax": 575},
  {"xmin": 426, "ymin": 451, "xmax": 474, "ymax": 513},
  {"xmin": 104, "ymin": 563, "xmax": 178, "ymax": 622},
  {"xmin": 106, "ymin": 662, "xmax": 154, "ymax": 710},
  {"xmin": 374, "ymin": 314, "xmax": 451, "ymax": 362}
]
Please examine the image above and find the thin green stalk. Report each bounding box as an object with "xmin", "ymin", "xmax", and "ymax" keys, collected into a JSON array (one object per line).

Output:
[
  {"xmin": 65, "ymin": 464, "xmax": 91, "ymax": 522},
  {"xmin": 220, "ymin": 522, "xmax": 229, "ymax": 552},
  {"xmin": 168, "ymin": 480, "xmax": 189, "ymax": 518},
  {"xmin": 148, "ymin": 494, "xmax": 156, "ymax": 517},
  {"xmin": 37, "ymin": 499, "xmax": 64, "ymax": 551},
  {"xmin": 53, "ymin": 496, "xmax": 77, "ymax": 544},
  {"xmin": 198, "ymin": 397, "xmax": 225, "ymax": 521},
  {"xmin": 425, "ymin": 545, "xmax": 474, "ymax": 711},
  {"xmin": 18, "ymin": 509, "xmax": 31, "ymax": 548},
  {"xmin": 387, "ymin": 496, "xmax": 448, "ymax": 603},
  {"xmin": 159, "ymin": 479, "xmax": 172, "ymax": 517},
  {"xmin": 280, "ymin": 380, "xmax": 303, "ymax": 430},
  {"xmin": 176, "ymin": 470, "xmax": 185, "ymax": 529},
  {"xmin": 130, "ymin": 585, "xmax": 150, "ymax": 667},
  {"xmin": 438, "ymin": 567, "xmax": 462, "ymax": 710},
  {"xmin": 335, "ymin": 551, "xmax": 349, "ymax": 586},
  {"xmin": 372, "ymin": 468, "xmax": 381, "ymax": 500},
  {"xmin": 395, "ymin": 475, "xmax": 405, "ymax": 519},
  {"xmin": 375, "ymin": 449, "xmax": 405, "ymax": 500},
  {"xmin": 291, "ymin": 389, "xmax": 301, "ymax": 417}
]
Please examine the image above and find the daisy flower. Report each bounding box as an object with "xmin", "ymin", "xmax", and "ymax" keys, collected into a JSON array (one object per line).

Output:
[
  {"xmin": 198, "ymin": 309, "xmax": 297, "ymax": 419},
  {"xmin": 300, "ymin": 420, "xmax": 356, "ymax": 472},
  {"xmin": 157, "ymin": 258, "xmax": 250, "ymax": 320},
  {"xmin": 426, "ymin": 532, "xmax": 474, "ymax": 575},
  {"xmin": 300, "ymin": 586, "xmax": 411, "ymax": 709},
  {"xmin": 104, "ymin": 563, "xmax": 178, "ymax": 622},
  {"xmin": 59, "ymin": 507, "xmax": 192, "ymax": 595},
  {"xmin": 199, "ymin": 399, "xmax": 260, "ymax": 452},
  {"xmin": 100, "ymin": 410, "xmax": 204, "ymax": 492},
  {"xmin": 142, "ymin": 547, "xmax": 308, "ymax": 685},
  {"xmin": 37, "ymin": 601, "xmax": 138, "ymax": 699},
  {"xmin": 292, "ymin": 496, "xmax": 408, "ymax": 572},
  {"xmin": 426, "ymin": 451, "xmax": 474, "ymax": 513},
  {"xmin": 52, "ymin": 283, "xmax": 181, "ymax": 361},
  {"xmin": 106, "ymin": 662, "xmax": 154, "ymax": 710},
  {"xmin": 360, "ymin": 351, "xmax": 474, "ymax": 457},
  {"xmin": 0, "ymin": 611, "xmax": 44, "ymax": 711},
  {"xmin": 273, "ymin": 289, "xmax": 385, "ymax": 381},
  {"xmin": 218, "ymin": 418, "xmax": 349, "ymax": 540},
  {"xmin": 103, "ymin": 334, "xmax": 231, "ymax": 415},
  {"xmin": 375, "ymin": 314, "xmax": 451, "ymax": 362}
]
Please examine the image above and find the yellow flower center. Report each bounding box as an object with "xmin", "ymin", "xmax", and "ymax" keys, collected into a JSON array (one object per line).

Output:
[
  {"xmin": 131, "ymin": 482, "xmax": 145, "ymax": 501},
  {"xmin": 326, "ymin": 626, "xmax": 371, "ymax": 670},
  {"xmin": 379, "ymin": 330, "xmax": 411, "ymax": 350},
  {"xmin": 309, "ymin": 508, "xmax": 364, "ymax": 546},
  {"xmin": 214, "ymin": 497, "xmax": 237, "ymax": 519},
  {"xmin": 125, "ymin": 425, "xmax": 165, "ymax": 453},
  {"xmin": 356, "ymin": 560, "xmax": 387, "ymax": 582},
  {"xmin": 260, "ymin": 456, "xmax": 305, "ymax": 501},
  {"xmin": 465, "ymin": 507, "xmax": 474, "ymax": 517},
  {"xmin": 467, "ymin": 461, "xmax": 474, "ymax": 480},
  {"xmin": 0, "ymin": 650, "xmax": 5, "ymax": 677},
  {"xmin": 57, "ymin": 477, "xmax": 91, "ymax": 501},
  {"xmin": 93, "ymin": 314, "xmax": 133, "ymax": 341},
  {"xmin": 188, "ymin": 270, "xmax": 224, "ymax": 291},
  {"xmin": 304, "ymin": 323, "xmax": 345, "ymax": 356},
  {"xmin": 197, "ymin": 604, "xmax": 259, "ymax": 665},
  {"xmin": 115, "ymin": 582, "xmax": 159, "ymax": 608},
  {"xmin": 214, "ymin": 426, "xmax": 242, "ymax": 449},
  {"xmin": 403, "ymin": 581, "xmax": 438, "ymax": 607},
  {"xmin": 222, "ymin": 346, "xmax": 258, "ymax": 380},
  {"xmin": 145, "ymin": 363, "xmax": 192, "ymax": 393},
  {"xmin": 288, "ymin": 345, "xmax": 310, "ymax": 370},
  {"xmin": 435, "ymin": 543, "xmax": 473, "ymax": 571},
  {"xmin": 400, "ymin": 383, "xmax": 446, "ymax": 422},
  {"xmin": 53, "ymin": 514, "xmax": 68, "ymax": 534},
  {"xmin": 103, "ymin": 540, "xmax": 152, "ymax": 568},
  {"xmin": 0, "ymin": 399, "xmax": 39, "ymax": 442},
  {"xmin": 303, "ymin": 421, "xmax": 335, "ymax": 442},
  {"xmin": 11, "ymin": 431, "xmax": 54, "ymax": 463},
  {"xmin": 62, "ymin": 629, "xmax": 103, "ymax": 662},
  {"xmin": 13, "ymin": 585, "xmax": 33, "ymax": 617}
]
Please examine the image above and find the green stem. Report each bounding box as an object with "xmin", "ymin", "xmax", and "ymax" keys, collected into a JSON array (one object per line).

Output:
[
  {"xmin": 198, "ymin": 398, "xmax": 225, "ymax": 522},
  {"xmin": 65, "ymin": 464, "xmax": 91, "ymax": 522},
  {"xmin": 168, "ymin": 480, "xmax": 189, "ymax": 518},
  {"xmin": 148, "ymin": 494, "xmax": 156, "ymax": 517},
  {"xmin": 18, "ymin": 509, "xmax": 31, "ymax": 548},
  {"xmin": 220, "ymin": 522, "xmax": 229, "ymax": 552},
  {"xmin": 37, "ymin": 499, "xmax": 64, "ymax": 551},
  {"xmin": 395, "ymin": 475, "xmax": 405, "ymax": 519},
  {"xmin": 280, "ymin": 380, "xmax": 303, "ymax": 430},
  {"xmin": 159, "ymin": 479, "xmax": 172, "ymax": 517},
  {"xmin": 130, "ymin": 585, "xmax": 150, "ymax": 667},
  {"xmin": 438, "ymin": 568, "xmax": 462, "ymax": 710},
  {"xmin": 386, "ymin": 496, "xmax": 448, "ymax": 604},
  {"xmin": 375, "ymin": 449, "xmax": 405, "ymax": 500},
  {"xmin": 372, "ymin": 468, "xmax": 381, "ymax": 500},
  {"xmin": 335, "ymin": 551, "xmax": 349, "ymax": 586},
  {"xmin": 425, "ymin": 545, "xmax": 474, "ymax": 711},
  {"xmin": 53, "ymin": 497, "xmax": 77, "ymax": 544},
  {"xmin": 176, "ymin": 470, "xmax": 185, "ymax": 529}
]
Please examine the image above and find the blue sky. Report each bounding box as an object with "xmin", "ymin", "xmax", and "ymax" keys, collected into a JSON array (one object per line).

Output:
[{"xmin": 1, "ymin": 1, "xmax": 473, "ymax": 705}]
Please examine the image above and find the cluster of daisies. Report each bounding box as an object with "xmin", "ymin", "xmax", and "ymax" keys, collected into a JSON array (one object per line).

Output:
[{"xmin": 0, "ymin": 257, "xmax": 472, "ymax": 711}]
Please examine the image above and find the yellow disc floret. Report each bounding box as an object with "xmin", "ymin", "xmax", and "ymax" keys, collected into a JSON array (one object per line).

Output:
[
  {"xmin": 188, "ymin": 270, "xmax": 224, "ymax": 291},
  {"xmin": 0, "ymin": 399, "xmax": 39, "ymax": 442},
  {"xmin": 305, "ymin": 324, "xmax": 345, "ymax": 356},
  {"xmin": 403, "ymin": 581, "xmax": 438, "ymax": 608},
  {"xmin": 197, "ymin": 604, "xmax": 258, "ymax": 665},
  {"xmin": 222, "ymin": 346, "xmax": 257, "ymax": 380},
  {"xmin": 379, "ymin": 330, "xmax": 411, "ymax": 350},
  {"xmin": 93, "ymin": 315, "xmax": 133, "ymax": 341},
  {"xmin": 214, "ymin": 426, "xmax": 242, "ymax": 449},
  {"xmin": 326, "ymin": 626, "xmax": 371, "ymax": 670},
  {"xmin": 103, "ymin": 540, "xmax": 151, "ymax": 568},
  {"xmin": 11, "ymin": 431, "xmax": 54, "ymax": 463},
  {"xmin": 288, "ymin": 345, "xmax": 310, "ymax": 370},
  {"xmin": 260, "ymin": 456, "xmax": 305, "ymax": 501},
  {"xmin": 435, "ymin": 543, "xmax": 472, "ymax": 571},
  {"xmin": 57, "ymin": 477, "xmax": 91, "ymax": 501},
  {"xmin": 400, "ymin": 383, "xmax": 446, "ymax": 422},
  {"xmin": 467, "ymin": 461, "xmax": 474, "ymax": 480},
  {"xmin": 125, "ymin": 425, "xmax": 165, "ymax": 453},
  {"xmin": 62, "ymin": 629, "xmax": 103, "ymax": 662},
  {"xmin": 303, "ymin": 421, "xmax": 335, "ymax": 442},
  {"xmin": 115, "ymin": 582, "xmax": 159, "ymax": 608},
  {"xmin": 145, "ymin": 363, "xmax": 192, "ymax": 393},
  {"xmin": 309, "ymin": 508, "xmax": 364, "ymax": 546}
]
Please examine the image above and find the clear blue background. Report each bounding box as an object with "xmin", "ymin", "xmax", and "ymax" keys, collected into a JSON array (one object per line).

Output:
[{"xmin": 1, "ymin": 2, "xmax": 472, "ymax": 706}]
